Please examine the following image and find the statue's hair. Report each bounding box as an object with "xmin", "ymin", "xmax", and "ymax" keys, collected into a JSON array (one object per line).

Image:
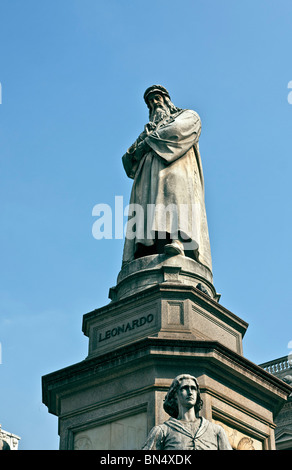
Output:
[
  {"xmin": 148, "ymin": 95, "xmax": 181, "ymax": 121},
  {"xmin": 163, "ymin": 374, "xmax": 203, "ymax": 419}
]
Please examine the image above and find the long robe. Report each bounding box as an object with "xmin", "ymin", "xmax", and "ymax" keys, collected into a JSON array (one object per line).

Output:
[
  {"xmin": 122, "ymin": 109, "xmax": 212, "ymax": 273},
  {"xmin": 142, "ymin": 417, "xmax": 232, "ymax": 450}
]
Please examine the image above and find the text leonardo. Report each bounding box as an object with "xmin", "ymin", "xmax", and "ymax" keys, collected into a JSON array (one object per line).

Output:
[{"xmin": 98, "ymin": 313, "xmax": 154, "ymax": 342}]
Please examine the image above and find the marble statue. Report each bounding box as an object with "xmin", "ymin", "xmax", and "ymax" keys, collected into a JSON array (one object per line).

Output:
[
  {"xmin": 122, "ymin": 85, "xmax": 212, "ymax": 272},
  {"xmin": 142, "ymin": 374, "xmax": 232, "ymax": 450}
]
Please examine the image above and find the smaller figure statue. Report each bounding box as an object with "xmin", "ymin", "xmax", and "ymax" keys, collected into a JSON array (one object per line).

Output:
[{"xmin": 142, "ymin": 374, "xmax": 232, "ymax": 450}]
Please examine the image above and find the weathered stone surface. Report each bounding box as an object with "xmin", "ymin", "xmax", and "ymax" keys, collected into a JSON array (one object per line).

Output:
[
  {"xmin": 42, "ymin": 337, "xmax": 292, "ymax": 450},
  {"xmin": 83, "ymin": 282, "xmax": 247, "ymax": 358},
  {"xmin": 110, "ymin": 254, "xmax": 219, "ymax": 303}
]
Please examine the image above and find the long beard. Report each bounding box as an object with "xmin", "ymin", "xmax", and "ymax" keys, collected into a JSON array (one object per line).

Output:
[{"xmin": 150, "ymin": 105, "xmax": 170, "ymax": 124}]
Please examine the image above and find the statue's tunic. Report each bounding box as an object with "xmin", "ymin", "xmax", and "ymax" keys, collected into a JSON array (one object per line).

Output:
[
  {"xmin": 142, "ymin": 417, "xmax": 232, "ymax": 450},
  {"xmin": 122, "ymin": 109, "xmax": 212, "ymax": 272}
]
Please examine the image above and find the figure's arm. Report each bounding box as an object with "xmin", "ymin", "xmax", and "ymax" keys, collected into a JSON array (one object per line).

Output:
[
  {"xmin": 122, "ymin": 139, "xmax": 150, "ymax": 179},
  {"xmin": 144, "ymin": 110, "xmax": 201, "ymax": 164},
  {"xmin": 122, "ymin": 124, "xmax": 154, "ymax": 178},
  {"xmin": 142, "ymin": 425, "xmax": 165, "ymax": 450},
  {"xmin": 217, "ymin": 426, "xmax": 233, "ymax": 450}
]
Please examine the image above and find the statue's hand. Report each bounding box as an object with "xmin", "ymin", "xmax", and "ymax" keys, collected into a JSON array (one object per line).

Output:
[
  {"xmin": 137, "ymin": 122, "xmax": 156, "ymax": 143},
  {"xmin": 145, "ymin": 121, "xmax": 156, "ymax": 132},
  {"xmin": 135, "ymin": 139, "xmax": 150, "ymax": 161}
]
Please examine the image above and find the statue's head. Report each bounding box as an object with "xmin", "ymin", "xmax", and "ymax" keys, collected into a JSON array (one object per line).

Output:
[
  {"xmin": 144, "ymin": 85, "xmax": 171, "ymax": 107},
  {"xmin": 163, "ymin": 374, "xmax": 203, "ymax": 419},
  {"xmin": 143, "ymin": 85, "xmax": 180, "ymax": 122}
]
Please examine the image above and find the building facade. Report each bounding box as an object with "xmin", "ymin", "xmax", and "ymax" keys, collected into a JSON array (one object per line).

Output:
[
  {"xmin": 0, "ymin": 425, "xmax": 20, "ymax": 450},
  {"xmin": 260, "ymin": 355, "xmax": 292, "ymax": 450}
]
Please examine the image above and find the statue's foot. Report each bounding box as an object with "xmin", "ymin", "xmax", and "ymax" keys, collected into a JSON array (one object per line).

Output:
[{"xmin": 164, "ymin": 240, "xmax": 184, "ymax": 256}]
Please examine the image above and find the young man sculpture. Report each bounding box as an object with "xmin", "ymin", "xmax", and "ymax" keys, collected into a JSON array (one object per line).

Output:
[{"xmin": 142, "ymin": 374, "xmax": 232, "ymax": 450}]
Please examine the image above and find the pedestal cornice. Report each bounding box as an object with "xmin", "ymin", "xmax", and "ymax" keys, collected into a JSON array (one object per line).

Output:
[{"xmin": 42, "ymin": 337, "xmax": 292, "ymax": 418}]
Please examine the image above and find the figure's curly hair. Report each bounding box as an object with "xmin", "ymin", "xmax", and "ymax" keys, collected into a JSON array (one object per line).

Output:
[{"xmin": 163, "ymin": 374, "xmax": 203, "ymax": 419}]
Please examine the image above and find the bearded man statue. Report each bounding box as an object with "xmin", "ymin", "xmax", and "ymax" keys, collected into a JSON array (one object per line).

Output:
[{"xmin": 122, "ymin": 85, "xmax": 212, "ymax": 273}]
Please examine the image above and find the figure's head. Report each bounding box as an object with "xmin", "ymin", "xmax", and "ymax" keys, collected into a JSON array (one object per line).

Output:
[
  {"xmin": 163, "ymin": 374, "xmax": 203, "ymax": 419},
  {"xmin": 144, "ymin": 85, "xmax": 170, "ymax": 108},
  {"xmin": 143, "ymin": 85, "xmax": 180, "ymax": 122}
]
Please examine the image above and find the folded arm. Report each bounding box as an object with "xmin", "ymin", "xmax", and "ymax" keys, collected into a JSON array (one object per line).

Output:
[{"xmin": 145, "ymin": 109, "xmax": 201, "ymax": 164}]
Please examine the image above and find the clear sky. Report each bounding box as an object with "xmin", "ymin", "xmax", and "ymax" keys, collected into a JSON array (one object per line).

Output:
[{"xmin": 0, "ymin": 0, "xmax": 292, "ymax": 450}]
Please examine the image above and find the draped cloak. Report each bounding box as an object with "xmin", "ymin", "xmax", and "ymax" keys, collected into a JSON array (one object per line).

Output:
[
  {"xmin": 142, "ymin": 417, "xmax": 232, "ymax": 450},
  {"xmin": 122, "ymin": 109, "xmax": 212, "ymax": 273}
]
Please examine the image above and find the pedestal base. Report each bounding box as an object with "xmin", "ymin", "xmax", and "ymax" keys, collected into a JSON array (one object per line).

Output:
[
  {"xmin": 42, "ymin": 337, "xmax": 291, "ymax": 450},
  {"xmin": 42, "ymin": 256, "xmax": 292, "ymax": 450},
  {"xmin": 83, "ymin": 283, "xmax": 247, "ymax": 358},
  {"xmin": 109, "ymin": 254, "xmax": 220, "ymax": 302}
]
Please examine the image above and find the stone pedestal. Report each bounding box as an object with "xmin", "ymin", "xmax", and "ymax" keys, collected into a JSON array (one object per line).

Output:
[
  {"xmin": 42, "ymin": 254, "xmax": 292, "ymax": 450},
  {"xmin": 109, "ymin": 254, "xmax": 220, "ymax": 303}
]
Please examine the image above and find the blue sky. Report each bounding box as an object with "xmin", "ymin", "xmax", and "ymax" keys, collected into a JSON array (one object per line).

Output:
[{"xmin": 0, "ymin": 0, "xmax": 292, "ymax": 450}]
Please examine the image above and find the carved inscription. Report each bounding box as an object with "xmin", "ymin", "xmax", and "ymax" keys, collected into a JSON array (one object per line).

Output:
[{"xmin": 97, "ymin": 313, "xmax": 154, "ymax": 343}]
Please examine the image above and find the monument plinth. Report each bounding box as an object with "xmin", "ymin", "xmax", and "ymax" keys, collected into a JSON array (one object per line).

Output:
[
  {"xmin": 83, "ymin": 265, "xmax": 246, "ymax": 359},
  {"xmin": 42, "ymin": 85, "xmax": 292, "ymax": 450},
  {"xmin": 42, "ymin": 257, "xmax": 291, "ymax": 450},
  {"xmin": 109, "ymin": 254, "xmax": 220, "ymax": 303}
]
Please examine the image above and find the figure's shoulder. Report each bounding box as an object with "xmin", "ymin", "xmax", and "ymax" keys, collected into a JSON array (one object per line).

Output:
[
  {"xmin": 184, "ymin": 108, "xmax": 201, "ymax": 120},
  {"xmin": 198, "ymin": 417, "xmax": 213, "ymax": 430},
  {"xmin": 174, "ymin": 108, "xmax": 201, "ymax": 123},
  {"xmin": 211, "ymin": 421, "xmax": 225, "ymax": 433},
  {"xmin": 203, "ymin": 418, "xmax": 226, "ymax": 436},
  {"xmin": 147, "ymin": 423, "xmax": 168, "ymax": 436},
  {"xmin": 203, "ymin": 419, "xmax": 232, "ymax": 449},
  {"xmin": 142, "ymin": 423, "xmax": 168, "ymax": 450}
]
